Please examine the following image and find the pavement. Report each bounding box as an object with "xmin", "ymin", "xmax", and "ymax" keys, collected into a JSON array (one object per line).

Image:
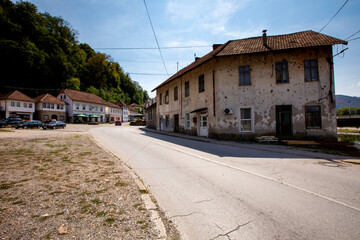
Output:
[{"xmin": 140, "ymin": 127, "xmax": 360, "ymax": 164}]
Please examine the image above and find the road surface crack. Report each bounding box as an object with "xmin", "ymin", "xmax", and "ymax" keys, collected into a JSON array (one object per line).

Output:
[
  {"xmin": 209, "ymin": 221, "xmax": 252, "ymax": 240},
  {"xmin": 169, "ymin": 212, "xmax": 197, "ymax": 219},
  {"xmin": 194, "ymin": 199, "xmax": 213, "ymax": 204}
]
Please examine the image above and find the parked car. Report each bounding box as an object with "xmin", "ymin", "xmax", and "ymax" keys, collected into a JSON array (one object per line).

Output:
[
  {"xmin": 115, "ymin": 121, "xmax": 122, "ymax": 126},
  {"xmin": 42, "ymin": 121, "xmax": 66, "ymax": 130},
  {"xmin": 15, "ymin": 120, "xmax": 43, "ymax": 129},
  {"xmin": 0, "ymin": 118, "xmax": 23, "ymax": 128}
]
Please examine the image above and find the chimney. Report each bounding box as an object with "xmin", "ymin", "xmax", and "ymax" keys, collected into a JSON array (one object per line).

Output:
[
  {"xmin": 262, "ymin": 29, "xmax": 272, "ymax": 50},
  {"xmin": 212, "ymin": 44, "xmax": 222, "ymax": 51},
  {"xmin": 262, "ymin": 30, "xmax": 267, "ymax": 46}
]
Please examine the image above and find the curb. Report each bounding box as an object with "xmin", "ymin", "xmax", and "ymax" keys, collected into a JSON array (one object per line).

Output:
[{"xmin": 89, "ymin": 135, "xmax": 168, "ymax": 239}]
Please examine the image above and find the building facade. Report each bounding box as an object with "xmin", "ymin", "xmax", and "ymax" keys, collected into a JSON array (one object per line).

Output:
[
  {"xmin": 34, "ymin": 94, "xmax": 66, "ymax": 122},
  {"xmin": 0, "ymin": 90, "xmax": 35, "ymax": 120},
  {"xmin": 106, "ymin": 101, "xmax": 123, "ymax": 122},
  {"xmin": 116, "ymin": 100, "xmax": 129, "ymax": 122},
  {"xmin": 144, "ymin": 99, "xmax": 157, "ymax": 129},
  {"xmin": 57, "ymin": 89, "xmax": 107, "ymax": 123},
  {"xmin": 153, "ymin": 31, "xmax": 347, "ymax": 141}
]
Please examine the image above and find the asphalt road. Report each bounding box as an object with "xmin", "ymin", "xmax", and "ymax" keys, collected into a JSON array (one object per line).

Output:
[{"xmin": 90, "ymin": 126, "xmax": 360, "ymax": 240}]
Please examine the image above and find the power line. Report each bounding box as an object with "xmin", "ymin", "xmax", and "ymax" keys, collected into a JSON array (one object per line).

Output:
[
  {"xmin": 94, "ymin": 46, "xmax": 211, "ymax": 50},
  {"xmin": 143, "ymin": 0, "xmax": 168, "ymax": 75},
  {"xmin": 345, "ymin": 30, "xmax": 360, "ymax": 40},
  {"xmin": 319, "ymin": 0, "xmax": 349, "ymax": 33},
  {"xmin": 116, "ymin": 59, "xmax": 177, "ymax": 64},
  {"xmin": 348, "ymin": 36, "xmax": 360, "ymax": 41},
  {"xmin": 128, "ymin": 72, "xmax": 171, "ymax": 76}
]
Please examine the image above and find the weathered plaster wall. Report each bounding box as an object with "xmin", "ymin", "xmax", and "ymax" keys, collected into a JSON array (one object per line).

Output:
[{"xmin": 214, "ymin": 46, "xmax": 337, "ymax": 140}]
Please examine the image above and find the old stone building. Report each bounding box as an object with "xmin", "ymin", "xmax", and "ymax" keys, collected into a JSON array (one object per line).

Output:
[{"xmin": 152, "ymin": 30, "xmax": 347, "ymax": 140}]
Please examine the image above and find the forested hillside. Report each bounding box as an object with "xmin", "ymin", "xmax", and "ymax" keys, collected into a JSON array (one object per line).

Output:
[{"xmin": 0, "ymin": 0, "xmax": 148, "ymax": 104}]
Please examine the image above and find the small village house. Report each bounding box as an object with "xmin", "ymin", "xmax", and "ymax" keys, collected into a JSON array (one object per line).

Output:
[
  {"xmin": 106, "ymin": 101, "xmax": 123, "ymax": 122},
  {"xmin": 57, "ymin": 89, "xmax": 107, "ymax": 123},
  {"xmin": 152, "ymin": 30, "xmax": 347, "ymax": 141},
  {"xmin": 0, "ymin": 90, "xmax": 35, "ymax": 120},
  {"xmin": 116, "ymin": 100, "xmax": 129, "ymax": 122},
  {"xmin": 33, "ymin": 93, "xmax": 66, "ymax": 122}
]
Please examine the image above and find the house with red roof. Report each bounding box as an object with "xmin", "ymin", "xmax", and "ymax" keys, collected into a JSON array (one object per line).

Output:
[
  {"xmin": 0, "ymin": 90, "xmax": 35, "ymax": 120},
  {"xmin": 116, "ymin": 100, "xmax": 129, "ymax": 122},
  {"xmin": 33, "ymin": 93, "xmax": 66, "ymax": 122},
  {"xmin": 57, "ymin": 89, "xmax": 107, "ymax": 123},
  {"xmin": 106, "ymin": 101, "xmax": 122, "ymax": 122},
  {"xmin": 152, "ymin": 30, "xmax": 347, "ymax": 141}
]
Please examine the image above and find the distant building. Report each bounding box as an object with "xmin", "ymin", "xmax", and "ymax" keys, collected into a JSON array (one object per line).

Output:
[
  {"xmin": 144, "ymin": 98, "xmax": 157, "ymax": 129},
  {"xmin": 0, "ymin": 90, "xmax": 35, "ymax": 120},
  {"xmin": 116, "ymin": 100, "xmax": 129, "ymax": 122},
  {"xmin": 57, "ymin": 89, "xmax": 107, "ymax": 123},
  {"xmin": 106, "ymin": 101, "xmax": 122, "ymax": 122},
  {"xmin": 33, "ymin": 93, "xmax": 66, "ymax": 122},
  {"xmin": 153, "ymin": 30, "xmax": 347, "ymax": 140}
]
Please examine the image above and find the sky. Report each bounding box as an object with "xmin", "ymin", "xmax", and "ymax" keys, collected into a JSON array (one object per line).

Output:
[{"xmin": 18, "ymin": 0, "xmax": 360, "ymax": 98}]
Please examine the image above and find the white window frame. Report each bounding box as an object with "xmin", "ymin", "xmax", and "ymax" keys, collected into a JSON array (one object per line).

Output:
[
  {"xmin": 185, "ymin": 113, "xmax": 191, "ymax": 129},
  {"xmin": 239, "ymin": 107, "xmax": 254, "ymax": 133}
]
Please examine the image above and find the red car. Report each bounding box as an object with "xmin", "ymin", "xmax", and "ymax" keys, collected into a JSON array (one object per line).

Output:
[{"xmin": 115, "ymin": 121, "xmax": 122, "ymax": 126}]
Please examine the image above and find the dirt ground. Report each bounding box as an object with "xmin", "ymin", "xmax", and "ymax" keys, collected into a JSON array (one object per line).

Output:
[{"xmin": 0, "ymin": 125, "xmax": 179, "ymax": 239}]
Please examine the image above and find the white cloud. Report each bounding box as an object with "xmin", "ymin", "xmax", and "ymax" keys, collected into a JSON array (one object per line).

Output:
[{"xmin": 166, "ymin": 0, "xmax": 253, "ymax": 37}]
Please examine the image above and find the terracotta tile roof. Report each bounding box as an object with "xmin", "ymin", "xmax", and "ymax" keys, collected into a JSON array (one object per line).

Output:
[
  {"xmin": 217, "ymin": 30, "xmax": 347, "ymax": 56},
  {"xmin": 0, "ymin": 90, "xmax": 35, "ymax": 102},
  {"xmin": 128, "ymin": 106, "xmax": 138, "ymax": 112},
  {"xmin": 107, "ymin": 101, "xmax": 122, "ymax": 109},
  {"xmin": 58, "ymin": 89, "xmax": 107, "ymax": 105},
  {"xmin": 33, "ymin": 93, "xmax": 66, "ymax": 105},
  {"xmin": 116, "ymin": 100, "xmax": 128, "ymax": 108},
  {"xmin": 152, "ymin": 30, "xmax": 347, "ymax": 91}
]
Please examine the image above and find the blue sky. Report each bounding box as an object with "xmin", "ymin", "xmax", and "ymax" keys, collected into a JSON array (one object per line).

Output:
[{"xmin": 21, "ymin": 0, "xmax": 360, "ymax": 98}]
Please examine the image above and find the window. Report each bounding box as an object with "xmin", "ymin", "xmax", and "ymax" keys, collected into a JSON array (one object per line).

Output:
[
  {"xmin": 185, "ymin": 81, "xmax": 190, "ymax": 97},
  {"xmin": 100, "ymin": 106, "xmax": 103, "ymax": 111},
  {"xmin": 198, "ymin": 75, "xmax": 205, "ymax": 92},
  {"xmin": 57, "ymin": 104, "xmax": 60, "ymax": 109},
  {"xmin": 47, "ymin": 103, "xmax": 50, "ymax": 108},
  {"xmin": 165, "ymin": 115, "xmax": 170, "ymax": 127},
  {"xmin": 11, "ymin": 101, "xmax": 15, "ymax": 107},
  {"xmin": 42, "ymin": 103, "xmax": 46, "ymax": 108},
  {"xmin": 51, "ymin": 104, "xmax": 54, "ymax": 109},
  {"xmin": 29, "ymin": 103, "xmax": 32, "ymax": 108},
  {"xmin": 239, "ymin": 65, "xmax": 251, "ymax": 85},
  {"xmin": 159, "ymin": 93, "xmax": 162, "ymax": 105},
  {"xmin": 240, "ymin": 108, "xmax": 252, "ymax": 132},
  {"xmin": 75, "ymin": 104, "xmax": 79, "ymax": 110},
  {"xmin": 95, "ymin": 106, "xmax": 98, "ymax": 111},
  {"xmin": 60, "ymin": 105, "xmax": 64, "ymax": 110},
  {"xmin": 305, "ymin": 106, "xmax": 321, "ymax": 128},
  {"xmin": 185, "ymin": 113, "xmax": 190, "ymax": 129},
  {"xmin": 276, "ymin": 61, "xmax": 289, "ymax": 83},
  {"xmin": 304, "ymin": 60, "xmax": 318, "ymax": 81},
  {"xmin": 165, "ymin": 90, "xmax": 169, "ymax": 104},
  {"xmin": 64, "ymin": 95, "xmax": 66, "ymax": 99},
  {"xmin": 60, "ymin": 115, "xmax": 65, "ymax": 121},
  {"xmin": 16, "ymin": 102, "xmax": 20, "ymax": 107},
  {"xmin": 23, "ymin": 103, "xmax": 27, "ymax": 108},
  {"xmin": 44, "ymin": 115, "xmax": 49, "ymax": 120},
  {"xmin": 82, "ymin": 104, "xmax": 86, "ymax": 110},
  {"xmin": 174, "ymin": 86, "xmax": 178, "ymax": 101}
]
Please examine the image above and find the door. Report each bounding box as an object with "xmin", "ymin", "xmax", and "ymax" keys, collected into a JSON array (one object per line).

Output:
[
  {"xmin": 174, "ymin": 114, "xmax": 179, "ymax": 132},
  {"xmin": 276, "ymin": 105, "xmax": 292, "ymax": 137},
  {"xmin": 199, "ymin": 114, "xmax": 208, "ymax": 137}
]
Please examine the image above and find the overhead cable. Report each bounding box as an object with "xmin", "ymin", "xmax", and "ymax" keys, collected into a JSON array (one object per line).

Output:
[
  {"xmin": 94, "ymin": 46, "xmax": 212, "ymax": 50},
  {"xmin": 143, "ymin": 0, "xmax": 168, "ymax": 75},
  {"xmin": 345, "ymin": 30, "xmax": 360, "ymax": 40},
  {"xmin": 319, "ymin": 0, "xmax": 349, "ymax": 33}
]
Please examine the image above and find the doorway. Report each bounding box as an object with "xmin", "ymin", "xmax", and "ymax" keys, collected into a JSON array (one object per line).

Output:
[
  {"xmin": 276, "ymin": 105, "xmax": 292, "ymax": 137},
  {"xmin": 174, "ymin": 114, "xmax": 179, "ymax": 132},
  {"xmin": 199, "ymin": 114, "xmax": 208, "ymax": 137}
]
